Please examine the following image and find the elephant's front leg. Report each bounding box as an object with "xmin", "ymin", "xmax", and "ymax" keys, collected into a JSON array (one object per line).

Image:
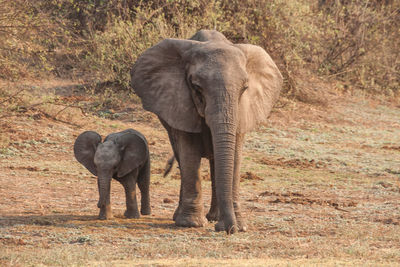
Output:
[
  {"xmin": 121, "ymin": 171, "xmax": 140, "ymax": 219},
  {"xmin": 173, "ymin": 132, "xmax": 205, "ymax": 227},
  {"xmin": 232, "ymin": 133, "xmax": 247, "ymax": 231}
]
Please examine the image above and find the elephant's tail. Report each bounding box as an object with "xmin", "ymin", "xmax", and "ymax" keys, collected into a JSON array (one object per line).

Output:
[{"xmin": 163, "ymin": 155, "xmax": 175, "ymax": 177}]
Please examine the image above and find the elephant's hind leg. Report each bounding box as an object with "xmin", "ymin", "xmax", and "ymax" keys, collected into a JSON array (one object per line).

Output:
[{"xmin": 138, "ymin": 158, "xmax": 151, "ymax": 215}]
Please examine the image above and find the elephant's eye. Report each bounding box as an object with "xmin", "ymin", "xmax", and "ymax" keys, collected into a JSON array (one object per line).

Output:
[
  {"xmin": 192, "ymin": 83, "xmax": 202, "ymax": 92},
  {"xmin": 188, "ymin": 75, "xmax": 201, "ymax": 92},
  {"xmin": 240, "ymin": 85, "xmax": 248, "ymax": 95}
]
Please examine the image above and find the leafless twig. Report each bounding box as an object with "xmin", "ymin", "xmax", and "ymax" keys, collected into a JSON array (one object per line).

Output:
[
  {"xmin": 27, "ymin": 103, "xmax": 82, "ymax": 127},
  {"xmin": 36, "ymin": 108, "xmax": 81, "ymax": 127},
  {"xmin": 0, "ymin": 99, "xmax": 84, "ymax": 127},
  {"xmin": 53, "ymin": 103, "xmax": 87, "ymax": 118},
  {"xmin": 0, "ymin": 88, "xmax": 25, "ymax": 105}
]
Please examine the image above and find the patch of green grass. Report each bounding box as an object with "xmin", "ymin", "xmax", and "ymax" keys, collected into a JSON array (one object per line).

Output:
[{"xmin": 0, "ymin": 147, "xmax": 19, "ymax": 158}]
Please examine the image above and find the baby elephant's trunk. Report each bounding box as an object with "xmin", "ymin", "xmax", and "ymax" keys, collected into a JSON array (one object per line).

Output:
[{"xmin": 97, "ymin": 174, "xmax": 112, "ymax": 219}]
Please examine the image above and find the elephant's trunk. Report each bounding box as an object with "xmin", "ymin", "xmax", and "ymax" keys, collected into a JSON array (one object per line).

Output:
[
  {"xmin": 207, "ymin": 93, "xmax": 238, "ymax": 234},
  {"xmin": 97, "ymin": 172, "xmax": 112, "ymax": 219}
]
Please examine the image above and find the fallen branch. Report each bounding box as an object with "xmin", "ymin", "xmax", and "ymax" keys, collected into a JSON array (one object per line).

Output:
[
  {"xmin": 36, "ymin": 108, "xmax": 81, "ymax": 128},
  {"xmin": 17, "ymin": 100, "xmax": 87, "ymax": 117},
  {"xmin": 0, "ymin": 88, "xmax": 25, "ymax": 105},
  {"xmin": 28, "ymin": 102, "xmax": 84, "ymax": 127},
  {"xmin": 43, "ymin": 102, "xmax": 88, "ymax": 118},
  {"xmin": 0, "ymin": 100, "xmax": 83, "ymax": 127}
]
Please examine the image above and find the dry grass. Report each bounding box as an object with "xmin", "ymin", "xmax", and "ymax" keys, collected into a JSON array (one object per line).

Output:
[{"xmin": 1, "ymin": 80, "xmax": 400, "ymax": 266}]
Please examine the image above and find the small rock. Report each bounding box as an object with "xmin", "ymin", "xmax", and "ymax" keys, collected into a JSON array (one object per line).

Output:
[{"xmin": 163, "ymin": 198, "xmax": 173, "ymax": 203}]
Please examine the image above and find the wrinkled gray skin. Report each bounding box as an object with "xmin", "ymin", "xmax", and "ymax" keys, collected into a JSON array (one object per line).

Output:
[
  {"xmin": 74, "ymin": 129, "xmax": 151, "ymax": 220},
  {"xmin": 131, "ymin": 30, "xmax": 282, "ymax": 233}
]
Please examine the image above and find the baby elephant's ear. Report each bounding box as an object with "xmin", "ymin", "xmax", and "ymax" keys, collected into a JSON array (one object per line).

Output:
[
  {"xmin": 114, "ymin": 129, "xmax": 148, "ymax": 178},
  {"xmin": 74, "ymin": 131, "xmax": 102, "ymax": 176}
]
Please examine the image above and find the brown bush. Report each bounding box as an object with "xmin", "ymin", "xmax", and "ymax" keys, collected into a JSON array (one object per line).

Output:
[{"xmin": 0, "ymin": 0, "xmax": 398, "ymax": 98}]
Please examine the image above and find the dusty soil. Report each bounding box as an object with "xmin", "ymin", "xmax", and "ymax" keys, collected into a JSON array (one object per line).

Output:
[{"xmin": 0, "ymin": 80, "xmax": 399, "ymax": 266}]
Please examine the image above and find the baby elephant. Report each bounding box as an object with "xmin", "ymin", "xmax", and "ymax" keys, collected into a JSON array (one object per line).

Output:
[{"xmin": 74, "ymin": 129, "xmax": 151, "ymax": 220}]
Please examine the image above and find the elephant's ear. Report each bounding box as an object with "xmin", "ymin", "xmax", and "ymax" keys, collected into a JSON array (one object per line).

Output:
[
  {"xmin": 189, "ymin": 29, "xmax": 231, "ymax": 43},
  {"xmin": 111, "ymin": 129, "xmax": 148, "ymax": 178},
  {"xmin": 73, "ymin": 131, "xmax": 102, "ymax": 176},
  {"xmin": 131, "ymin": 38, "xmax": 202, "ymax": 133},
  {"xmin": 235, "ymin": 44, "xmax": 283, "ymax": 133}
]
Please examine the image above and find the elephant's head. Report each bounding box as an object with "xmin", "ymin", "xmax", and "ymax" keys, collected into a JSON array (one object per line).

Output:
[
  {"xmin": 73, "ymin": 129, "xmax": 148, "ymax": 219},
  {"xmin": 131, "ymin": 30, "xmax": 282, "ymax": 232}
]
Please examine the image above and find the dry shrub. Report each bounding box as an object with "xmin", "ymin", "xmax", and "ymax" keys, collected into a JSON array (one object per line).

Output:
[
  {"xmin": 0, "ymin": 0, "xmax": 60, "ymax": 79},
  {"xmin": 0, "ymin": 0, "xmax": 398, "ymax": 100},
  {"xmin": 78, "ymin": 1, "xmax": 226, "ymax": 89},
  {"xmin": 218, "ymin": 0, "xmax": 399, "ymax": 99},
  {"xmin": 317, "ymin": 0, "xmax": 400, "ymax": 95}
]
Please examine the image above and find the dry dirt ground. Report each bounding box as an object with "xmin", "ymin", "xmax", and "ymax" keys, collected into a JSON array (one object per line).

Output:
[{"xmin": 0, "ymin": 80, "xmax": 399, "ymax": 266}]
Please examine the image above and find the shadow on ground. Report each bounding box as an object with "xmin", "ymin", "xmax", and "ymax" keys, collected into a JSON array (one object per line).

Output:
[{"xmin": 0, "ymin": 214, "xmax": 177, "ymax": 230}]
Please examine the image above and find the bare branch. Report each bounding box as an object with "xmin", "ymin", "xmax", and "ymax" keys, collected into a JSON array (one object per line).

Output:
[{"xmin": 0, "ymin": 88, "xmax": 25, "ymax": 105}]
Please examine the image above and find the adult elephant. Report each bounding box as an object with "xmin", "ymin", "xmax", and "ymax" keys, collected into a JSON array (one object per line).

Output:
[{"xmin": 131, "ymin": 30, "xmax": 282, "ymax": 234}]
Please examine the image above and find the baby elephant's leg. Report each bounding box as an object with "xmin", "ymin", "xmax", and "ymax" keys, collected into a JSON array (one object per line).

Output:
[
  {"xmin": 98, "ymin": 201, "xmax": 112, "ymax": 220},
  {"xmin": 121, "ymin": 170, "xmax": 140, "ymax": 219},
  {"xmin": 137, "ymin": 159, "xmax": 151, "ymax": 215}
]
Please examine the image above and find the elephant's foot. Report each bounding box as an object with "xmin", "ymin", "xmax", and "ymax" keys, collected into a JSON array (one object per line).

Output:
[
  {"xmin": 173, "ymin": 203, "xmax": 205, "ymax": 227},
  {"xmin": 214, "ymin": 214, "xmax": 238, "ymax": 234},
  {"xmin": 124, "ymin": 209, "xmax": 140, "ymax": 219},
  {"xmin": 98, "ymin": 205, "xmax": 112, "ymax": 220},
  {"xmin": 215, "ymin": 216, "xmax": 246, "ymax": 232},
  {"xmin": 98, "ymin": 213, "xmax": 113, "ymax": 220},
  {"xmin": 206, "ymin": 207, "xmax": 219, "ymax": 222},
  {"xmin": 173, "ymin": 205, "xmax": 181, "ymax": 221},
  {"xmin": 214, "ymin": 220, "xmax": 225, "ymax": 232},
  {"xmin": 140, "ymin": 196, "xmax": 151, "ymax": 215},
  {"xmin": 215, "ymin": 220, "xmax": 238, "ymax": 234},
  {"xmin": 140, "ymin": 206, "xmax": 151, "ymax": 215},
  {"xmin": 175, "ymin": 212, "xmax": 206, "ymax": 228}
]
